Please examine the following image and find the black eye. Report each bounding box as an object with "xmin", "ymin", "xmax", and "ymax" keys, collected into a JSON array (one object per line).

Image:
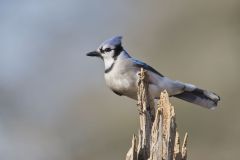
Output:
[{"xmin": 104, "ymin": 48, "xmax": 112, "ymax": 52}]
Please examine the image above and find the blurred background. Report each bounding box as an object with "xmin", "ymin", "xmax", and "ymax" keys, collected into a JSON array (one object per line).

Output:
[{"xmin": 0, "ymin": 0, "xmax": 239, "ymax": 160}]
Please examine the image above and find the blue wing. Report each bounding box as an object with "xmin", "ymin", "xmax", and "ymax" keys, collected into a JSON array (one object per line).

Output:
[{"xmin": 131, "ymin": 58, "xmax": 164, "ymax": 77}]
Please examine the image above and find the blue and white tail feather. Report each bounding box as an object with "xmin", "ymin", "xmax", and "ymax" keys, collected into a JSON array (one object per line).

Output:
[{"xmin": 174, "ymin": 87, "xmax": 220, "ymax": 110}]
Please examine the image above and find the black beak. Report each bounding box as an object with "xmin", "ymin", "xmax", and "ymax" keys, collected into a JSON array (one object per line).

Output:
[{"xmin": 86, "ymin": 51, "xmax": 101, "ymax": 57}]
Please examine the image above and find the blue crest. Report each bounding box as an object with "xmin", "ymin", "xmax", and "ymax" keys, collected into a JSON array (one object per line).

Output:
[{"xmin": 100, "ymin": 36, "xmax": 122, "ymax": 48}]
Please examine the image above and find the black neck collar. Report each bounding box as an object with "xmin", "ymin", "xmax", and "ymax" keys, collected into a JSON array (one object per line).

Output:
[
  {"xmin": 104, "ymin": 45, "xmax": 123, "ymax": 74},
  {"xmin": 105, "ymin": 62, "xmax": 115, "ymax": 74}
]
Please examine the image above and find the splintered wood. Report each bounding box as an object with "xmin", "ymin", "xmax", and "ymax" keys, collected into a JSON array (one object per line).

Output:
[{"xmin": 126, "ymin": 68, "xmax": 188, "ymax": 160}]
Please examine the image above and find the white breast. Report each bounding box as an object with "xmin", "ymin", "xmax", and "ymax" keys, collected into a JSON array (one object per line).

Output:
[{"xmin": 104, "ymin": 59, "xmax": 138, "ymax": 99}]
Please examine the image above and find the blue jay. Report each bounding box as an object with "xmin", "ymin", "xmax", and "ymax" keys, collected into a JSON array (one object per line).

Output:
[{"xmin": 86, "ymin": 36, "xmax": 220, "ymax": 109}]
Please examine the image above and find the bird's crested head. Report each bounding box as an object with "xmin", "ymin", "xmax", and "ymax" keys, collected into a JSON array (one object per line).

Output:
[{"xmin": 86, "ymin": 36, "xmax": 123, "ymax": 60}]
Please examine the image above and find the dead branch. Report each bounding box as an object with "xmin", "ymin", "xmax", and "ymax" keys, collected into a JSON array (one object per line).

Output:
[{"xmin": 126, "ymin": 68, "xmax": 188, "ymax": 160}]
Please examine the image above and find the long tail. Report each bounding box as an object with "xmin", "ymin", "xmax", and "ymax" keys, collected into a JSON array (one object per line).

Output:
[{"xmin": 174, "ymin": 87, "xmax": 220, "ymax": 109}]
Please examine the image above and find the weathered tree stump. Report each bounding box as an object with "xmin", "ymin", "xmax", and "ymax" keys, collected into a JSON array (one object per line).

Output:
[{"xmin": 126, "ymin": 68, "xmax": 188, "ymax": 160}]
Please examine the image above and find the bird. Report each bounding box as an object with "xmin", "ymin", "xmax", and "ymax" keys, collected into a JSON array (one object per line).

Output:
[{"xmin": 86, "ymin": 36, "xmax": 220, "ymax": 109}]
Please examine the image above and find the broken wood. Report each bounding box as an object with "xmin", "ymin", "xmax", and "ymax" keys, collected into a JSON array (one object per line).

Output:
[{"xmin": 126, "ymin": 68, "xmax": 188, "ymax": 160}]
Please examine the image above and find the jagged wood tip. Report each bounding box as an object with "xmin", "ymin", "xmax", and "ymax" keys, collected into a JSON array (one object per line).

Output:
[{"xmin": 126, "ymin": 68, "xmax": 188, "ymax": 160}]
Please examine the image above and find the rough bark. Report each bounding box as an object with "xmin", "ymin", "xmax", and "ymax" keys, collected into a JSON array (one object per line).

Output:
[{"xmin": 126, "ymin": 68, "xmax": 188, "ymax": 160}]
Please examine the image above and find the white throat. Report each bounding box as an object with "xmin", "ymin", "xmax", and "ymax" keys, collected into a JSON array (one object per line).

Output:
[
  {"xmin": 104, "ymin": 57, "xmax": 115, "ymax": 73},
  {"xmin": 103, "ymin": 50, "xmax": 130, "ymax": 73}
]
